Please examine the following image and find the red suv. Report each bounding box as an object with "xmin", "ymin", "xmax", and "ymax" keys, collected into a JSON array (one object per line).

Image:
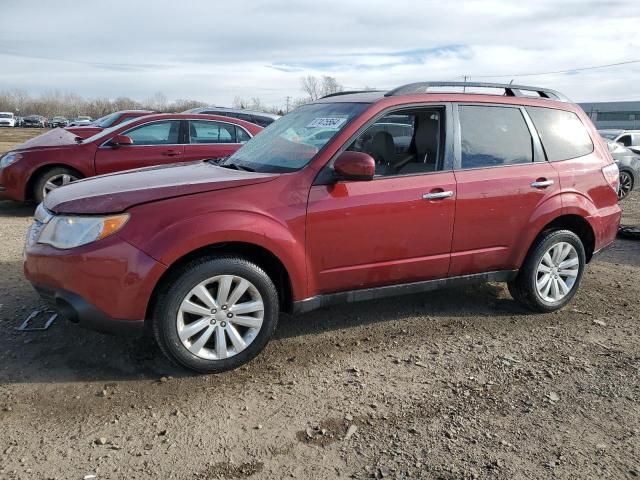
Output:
[
  {"xmin": 23, "ymin": 82, "xmax": 621, "ymax": 373},
  {"xmin": 0, "ymin": 113, "xmax": 261, "ymax": 203}
]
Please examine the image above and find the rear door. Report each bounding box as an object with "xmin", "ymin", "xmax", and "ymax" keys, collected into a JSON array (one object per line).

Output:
[
  {"xmin": 183, "ymin": 120, "xmax": 250, "ymax": 162},
  {"xmin": 449, "ymin": 103, "xmax": 560, "ymax": 276},
  {"xmin": 94, "ymin": 119, "xmax": 184, "ymax": 175}
]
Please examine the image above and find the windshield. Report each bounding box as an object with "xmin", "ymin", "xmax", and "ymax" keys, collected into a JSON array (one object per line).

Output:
[
  {"xmin": 225, "ymin": 102, "xmax": 368, "ymax": 173},
  {"xmin": 94, "ymin": 112, "xmax": 122, "ymax": 128},
  {"xmin": 600, "ymin": 132, "xmax": 619, "ymax": 140},
  {"xmin": 81, "ymin": 116, "xmax": 143, "ymax": 144},
  {"xmin": 0, "ymin": 113, "xmax": 12, "ymax": 118}
]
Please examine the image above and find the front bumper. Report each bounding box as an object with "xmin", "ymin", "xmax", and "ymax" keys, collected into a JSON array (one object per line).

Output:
[
  {"xmin": 33, "ymin": 284, "xmax": 145, "ymax": 335},
  {"xmin": 24, "ymin": 232, "xmax": 167, "ymax": 335}
]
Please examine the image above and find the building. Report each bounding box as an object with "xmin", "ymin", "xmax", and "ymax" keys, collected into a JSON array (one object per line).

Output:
[{"xmin": 579, "ymin": 101, "xmax": 640, "ymax": 130}]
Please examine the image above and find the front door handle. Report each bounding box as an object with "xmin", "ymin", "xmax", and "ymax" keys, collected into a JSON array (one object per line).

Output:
[
  {"xmin": 162, "ymin": 150, "xmax": 181, "ymax": 157},
  {"xmin": 531, "ymin": 179, "xmax": 554, "ymax": 189},
  {"xmin": 422, "ymin": 191, "xmax": 454, "ymax": 200}
]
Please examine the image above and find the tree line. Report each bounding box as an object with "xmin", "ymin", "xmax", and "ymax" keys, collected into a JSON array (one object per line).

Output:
[{"xmin": 0, "ymin": 75, "xmax": 347, "ymax": 120}]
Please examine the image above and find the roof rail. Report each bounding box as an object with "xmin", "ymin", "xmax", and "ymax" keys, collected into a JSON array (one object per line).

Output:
[
  {"xmin": 320, "ymin": 90, "xmax": 382, "ymax": 99},
  {"xmin": 384, "ymin": 81, "xmax": 570, "ymax": 102}
]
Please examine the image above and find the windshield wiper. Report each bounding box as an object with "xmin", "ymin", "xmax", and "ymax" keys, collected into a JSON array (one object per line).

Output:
[{"xmin": 216, "ymin": 158, "xmax": 255, "ymax": 172}]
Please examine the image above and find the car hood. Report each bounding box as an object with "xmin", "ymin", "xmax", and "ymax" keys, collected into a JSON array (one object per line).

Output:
[
  {"xmin": 44, "ymin": 161, "xmax": 278, "ymax": 214},
  {"xmin": 14, "ymin": 128, "xmax": 81, "ymax": 151}
]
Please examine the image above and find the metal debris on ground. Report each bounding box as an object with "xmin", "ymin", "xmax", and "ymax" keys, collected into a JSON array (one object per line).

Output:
[
  {"xmin": 617, "ymin": 225, "xmax": 640, "ymax": 240},
  {"xmin": 16, "ymin": 309, "xmax": 58, "ymax": 331}
]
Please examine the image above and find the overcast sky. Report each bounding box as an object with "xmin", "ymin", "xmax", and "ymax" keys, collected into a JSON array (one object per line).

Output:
[{"xmin": 1, "ymin": 0, "xmax": 639, "ymax": 107}]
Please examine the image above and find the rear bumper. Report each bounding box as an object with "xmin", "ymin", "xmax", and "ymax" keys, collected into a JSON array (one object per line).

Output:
[{"xmin": 33, "ymin": 284, "xmax": 145, "ymax": 336}]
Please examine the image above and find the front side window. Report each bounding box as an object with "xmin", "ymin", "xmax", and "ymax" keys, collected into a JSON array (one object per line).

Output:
[
  {"xmin": 347, "ymin": 109, "xmax": 442, "ymax": 176},
  {"xmin": 526, "ymin": 107, "xmax": 594, "ymax": 161},
  {"xmin": 226, "ymin": 102, "xmax": 367, "ymax": 173},
  {"xmin": 124, "ymin": 121, "xmax": 180, "ymax": 145},
  {"xmin": 189, "ymin": 120, "xmax": 236, "ymax": 144},
  {"xmin": 458, "ymin": 105, "xmax": 533, "ymax": 169}
]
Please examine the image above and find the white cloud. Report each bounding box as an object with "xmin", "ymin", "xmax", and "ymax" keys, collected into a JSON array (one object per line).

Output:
[{"xmin": 1, "ymin": 0, "xmax": 639, "ymax": 106}]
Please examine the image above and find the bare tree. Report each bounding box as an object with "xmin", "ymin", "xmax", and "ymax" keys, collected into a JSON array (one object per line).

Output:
[
  {"xmin": 320, "ymin": 76, "xmax": 343, "ymax": 97},
  {"xmin": 300, "ymin": 76, "xmax": 321, "ymax": 100}
]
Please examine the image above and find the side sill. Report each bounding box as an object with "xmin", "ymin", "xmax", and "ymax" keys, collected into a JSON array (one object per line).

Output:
[{"xmin": 293, "ymin": 270, "xmax": 518, "ymax": 315}]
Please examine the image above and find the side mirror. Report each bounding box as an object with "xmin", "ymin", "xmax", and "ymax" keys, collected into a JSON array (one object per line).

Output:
[
  {"xmin": 333, "ymin": 151, "xmax": 375, "ymax": 181},
  {"xmin": 110, "ymin": 134, "xmax": 133, "ymax": 147}
]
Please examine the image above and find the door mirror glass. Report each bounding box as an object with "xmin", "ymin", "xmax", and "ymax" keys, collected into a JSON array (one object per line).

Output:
[
  {"xmin": 333, "ymin": 151, "xmax": 375, "ymax": 181},
  {"xmin": 110, "ymin": 134, "xmax": 133, "ymax": 147}
]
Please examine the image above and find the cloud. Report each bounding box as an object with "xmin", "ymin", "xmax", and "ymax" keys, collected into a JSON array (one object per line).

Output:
[{"xmin": 0, "ymin": 0, "xmax": 639, "ymax": 105}]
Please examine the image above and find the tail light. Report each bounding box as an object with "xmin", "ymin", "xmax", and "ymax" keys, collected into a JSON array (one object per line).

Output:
[{"xmin": 601, "ymin": 163, "xmax": 620, "ymax": 193}]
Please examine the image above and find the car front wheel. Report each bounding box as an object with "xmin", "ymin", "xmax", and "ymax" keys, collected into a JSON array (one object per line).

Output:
[
  {"xmin": 32, "ymin": 167, "xmax": 80, "ymax": 203},
  {"xmin": 152, "ymin": 256, "xmax": 280, "ymax": 373},
  {"xmin": 508, "ymin": 230, "xmax": 586, "ymax": 313}
]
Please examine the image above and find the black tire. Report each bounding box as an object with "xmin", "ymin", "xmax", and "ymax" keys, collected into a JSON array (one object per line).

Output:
[
  {"xmin": 152, "ymin": 256, "xmax": 280, "ymax": 374},
  {"xmin": 508, "ymin": 230, "xmax": 586, "ymax": 313},
  {"xmin": 31, "ymin": 167, "xmax": 81, "ymax": 204},
  {"xmin": 618, "ymin": 170, "xmax": 634, "ymax": 201}
]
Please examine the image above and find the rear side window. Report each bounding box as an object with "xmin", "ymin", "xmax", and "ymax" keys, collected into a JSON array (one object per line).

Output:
[
  {"xmin": 236, "ymin": 126, "xmax": 251, "ymax": 143},
  {"xmin": 526, "ymin": 107, "xmax": 594, "ymax": 161},
  {"xmin": 458, "ymin": 105, "xmax": 533, "ymax": 169},
  {"xmin": 189, "ymin": 120, "xmax": 236, "ymax": 143}
]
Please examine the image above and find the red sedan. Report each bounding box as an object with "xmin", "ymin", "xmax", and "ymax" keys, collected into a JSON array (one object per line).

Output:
[
  {"xmin": 66, "ymin": 110, "xmax": 155, "ymax": 139},
  {"xmin": 0, "ymin": 113, "xmax": 261, "ymax": 203}
]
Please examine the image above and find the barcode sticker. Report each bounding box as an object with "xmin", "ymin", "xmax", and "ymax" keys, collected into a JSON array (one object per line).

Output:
[{"xmin": 306, "ymin": 117, "xmax": 347, "ymax": 129}]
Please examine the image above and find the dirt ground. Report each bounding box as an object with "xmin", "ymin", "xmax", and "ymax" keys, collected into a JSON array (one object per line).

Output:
[
  {"xmin": 0, "ymin": 128, "xmax": 51, "ymax": 154},
  {"xmin": 0, "ymin": 130, "xmax": 639, "ymax": 479}
]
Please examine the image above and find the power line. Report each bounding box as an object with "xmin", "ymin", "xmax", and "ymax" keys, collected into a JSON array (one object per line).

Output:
[{"xmin": 470, "ymin": 59, "xmax": 640, "ymax": 78}]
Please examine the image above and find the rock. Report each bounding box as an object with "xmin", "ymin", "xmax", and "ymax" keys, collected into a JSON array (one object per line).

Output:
[
  {"xmin": 408, "ymin": 427, "xmax": 418, "ymax": 434},
  {"xmin": 159, "ymin": 376, "xmax": 168, "ymax": 383},
  {"xmin": 96, "ymin": 437, "xmax": 107, "ymax": 445},
  {"xmin": 546, "ymin": 392, "xmax": 560, "ymax": 403},
  {"xmin": 345, "ymin": 414, "xmax": 354, "ymax": 421},
  {"xmin": 344, "ymin": 425, "xmax": 358, "ymax": 440},
  {"xmin": 99, "ymin": 390, "xmax": 108, "ymax": 397},
  {"xmin": 256, "ymin": 424, "xmax": 263, "ymax": 430},
  {"xmin": 592, "ymin": 319, "xmax": 607, "ymax": 327},
  {"xmin": 596, "ymin": 443, "xmax": 607, "ymax": 450}
]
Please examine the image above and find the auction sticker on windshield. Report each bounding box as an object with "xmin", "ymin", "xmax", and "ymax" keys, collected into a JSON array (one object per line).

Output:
[{"xmin": 306, "ymin": 117, "xmax": 347, "ymax": 129}]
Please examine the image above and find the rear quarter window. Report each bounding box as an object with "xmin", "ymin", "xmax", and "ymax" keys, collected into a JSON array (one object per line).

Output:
[{"xmin": 526, "ymin": 107, "xmax": 594, "ymax": 161}]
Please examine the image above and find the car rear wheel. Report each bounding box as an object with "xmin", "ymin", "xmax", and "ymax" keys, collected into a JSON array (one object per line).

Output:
[
  {"xmin": 32, "ymin": 167, "xmax": 80, "ymax": 203},
  {"xmin": 618, "ymin": 170, "xmax": 634, "ymax": 200},
  {"xmin": 508, "ymin": 230, "xmax": 585, "ymax": 313},
  {"xmin": 152, "ymin": 256, "xmax": 279, "ymax": 373}
]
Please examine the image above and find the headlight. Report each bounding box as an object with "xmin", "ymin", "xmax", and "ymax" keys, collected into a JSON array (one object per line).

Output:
[
  {"xmin": 38, "ymin": 213, "xmax": 129, "ymax": 249},
  {"xmin": 0, "ymin": 152, "xmax": 20, "ymax": 169}
]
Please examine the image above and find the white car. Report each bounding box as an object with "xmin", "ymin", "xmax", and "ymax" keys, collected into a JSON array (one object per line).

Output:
[{"xmin": 0, "ymin": 112, "xmax": 16, "ymax": 127}]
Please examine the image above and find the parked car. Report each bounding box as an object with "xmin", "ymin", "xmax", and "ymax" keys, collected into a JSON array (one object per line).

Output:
[
  {"xmin": 0, "ymin": 113, "xmax": 261, "ymax": 203},
  {"xmin": 603, "ymin": 138, "xmax": 639, "ymax": 200},
  {"xmin": 599, "ymin": 129, "xmax": 640, "ymax": 154},
  {"xmin": 183, "ymin": 106, "xmax": 279, "ymax": 127},
  {"xmin": 0, "ymin": 112, "xmax": 16, "ymax": 127},
  {"xmin": 67, "ymin": 116, "xmax": 93, "ymax": 127},
  {"xmin": 23, "ymin": 115, "xmax": 47, "ymax": 128},
  {"xmin": 66, "ymin": 110, "xmax": 155, "ymax": 139},
  {"xmin": 22, "ymin": 81, "xmax": 621, "ymax": 373},
  {"xmin": 48, "ymin": 116, "xmax": 69, "ymax": 128}
]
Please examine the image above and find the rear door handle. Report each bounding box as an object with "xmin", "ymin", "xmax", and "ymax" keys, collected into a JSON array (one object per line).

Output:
[
  {"xmin": 422, "ymin": 191, "xmax": 454, "ymax": 200},
  {"xmin": 162, "ymin": 150, "xmax": 181, "ymax": 157},
  {"xmin": 530, "ymin": 179, "xmax": 554, "ymax": 188}
]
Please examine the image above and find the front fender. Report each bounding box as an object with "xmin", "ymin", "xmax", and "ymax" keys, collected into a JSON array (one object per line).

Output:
[{"xmin": 121, "ymin": 209, "xmax": 308, "ymax": 300}]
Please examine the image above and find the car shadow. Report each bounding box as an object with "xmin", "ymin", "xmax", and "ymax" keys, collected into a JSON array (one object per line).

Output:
[
  {"xmin": 0, "ymin": 258, "xmax": 534, "ymax": 385},
  {"xmin": 0, "ymin": 200, "xmax": 34, "ymax": 218}
]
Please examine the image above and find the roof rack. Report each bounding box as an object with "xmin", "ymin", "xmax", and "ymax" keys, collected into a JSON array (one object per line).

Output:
[
  {"xmin": 320, "ymin": 90, "xmax": 382, "ymax": 99},
  {"xmin": 384, "ymin": 81, "xmax": 570, "ymax": 102}
]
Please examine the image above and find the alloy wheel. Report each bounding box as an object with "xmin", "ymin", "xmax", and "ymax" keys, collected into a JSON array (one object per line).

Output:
[
  {"xmin": 618, "ymin": 171, "xmax": 633, "ymax": 200},
  {"xmin": 535, "ymin": 242, "xmax": 580, "ymax": 303},
  {"xmin": 176, "ymin": 275, "xmax": 264, "ymax": 360},
  {"xmin": 43, "ymin": 173, "xmax": 78, "ymax": 197}
]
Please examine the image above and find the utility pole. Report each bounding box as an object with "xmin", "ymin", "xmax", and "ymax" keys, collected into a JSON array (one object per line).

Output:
[
  {"xmin": 463, "ymin": 75, "xmax": 467, "ymax": 92},
  {"xmin": 285, "ymin": 96, "xmax": 291, "ymax": 113}
]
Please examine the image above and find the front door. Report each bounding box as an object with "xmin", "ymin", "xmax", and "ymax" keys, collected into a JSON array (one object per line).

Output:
[
  {"xmin": 306, "ymin": 106, "xmax": 457, "ymax": 294},
  {"xmin": 94, "ymin": 119, "xmax": 184, "ymax": 175}
]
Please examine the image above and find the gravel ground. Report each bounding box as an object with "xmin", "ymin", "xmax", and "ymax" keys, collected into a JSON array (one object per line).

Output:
[{"xmin": 0, "ymin": 192, "xmax": 639, "ymax": 479}]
